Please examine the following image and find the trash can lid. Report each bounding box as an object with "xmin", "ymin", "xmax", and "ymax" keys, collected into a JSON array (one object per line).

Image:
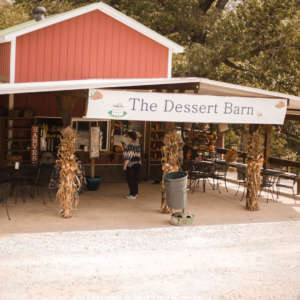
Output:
[{"xmin": 164, "ymin": 171, "xmax": 187, "ymax": 181}]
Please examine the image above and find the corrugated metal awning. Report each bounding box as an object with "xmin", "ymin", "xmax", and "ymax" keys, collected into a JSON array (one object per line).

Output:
[{"xmin": 0, "ymin": 77, "xmax": 299, "ymax": 116}]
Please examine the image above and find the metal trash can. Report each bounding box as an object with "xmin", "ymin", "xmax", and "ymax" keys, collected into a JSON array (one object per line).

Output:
[{"xmin": 164, "ymin": 171, "xmax": 188, "ymax": 210}]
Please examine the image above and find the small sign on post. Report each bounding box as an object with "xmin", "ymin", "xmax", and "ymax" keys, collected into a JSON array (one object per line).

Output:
[
  {"xmin": 31, "ymin": 125, "xmax": 39, "ymax": 165},
  {"xmin": 89, "ymin": 126, "xmax": 100, "ymax": 179},
  {"xmin": 89, "ymin": 126, "xmax": 100, "ymax": 159}
]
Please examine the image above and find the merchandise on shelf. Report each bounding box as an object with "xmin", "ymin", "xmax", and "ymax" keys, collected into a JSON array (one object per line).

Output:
[
  {"xmin": 149, "ymin": 122, "xmax": 165, "ymax": 161},
  {"xmin": 182, "ymin": 124, "xmax": 217, "ymax": 161}
]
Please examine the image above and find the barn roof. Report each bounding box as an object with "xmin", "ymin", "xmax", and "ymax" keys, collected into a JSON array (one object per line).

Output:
[{"xmin": 0, "ymin": 2, "xmax": 184, "ymax": 53}]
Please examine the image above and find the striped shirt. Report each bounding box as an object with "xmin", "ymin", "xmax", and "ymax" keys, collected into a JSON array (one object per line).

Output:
[{"xmin": 123, "ymin": 142, "xmax": 142, "ymax": 167}]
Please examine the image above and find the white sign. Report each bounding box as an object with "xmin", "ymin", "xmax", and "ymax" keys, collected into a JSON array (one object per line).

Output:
[
  {"xmin": 89, "ymin": 126, "xmax": 100, "ymax": 158},
  {"xmin": 86, "ymin": 89, "xmax": 287, "ymax": 124}
]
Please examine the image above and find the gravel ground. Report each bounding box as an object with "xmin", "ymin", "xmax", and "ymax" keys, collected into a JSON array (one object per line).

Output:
[{"xmin": 1, "ymin": 221, "xmax": 300, "ymax": 300}]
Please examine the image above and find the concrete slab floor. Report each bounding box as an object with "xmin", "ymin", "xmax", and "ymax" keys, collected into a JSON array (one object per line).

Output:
[{"xmin": 1, "ymin": 181, "xmax": 300, "ymax": 234}]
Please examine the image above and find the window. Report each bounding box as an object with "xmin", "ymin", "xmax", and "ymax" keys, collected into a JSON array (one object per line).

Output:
[{"xmin": 72, "ymin": 119, "xmax": 110, "ymax": 151}]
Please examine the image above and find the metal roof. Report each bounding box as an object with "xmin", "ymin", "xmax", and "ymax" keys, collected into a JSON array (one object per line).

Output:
[
  {"xmin": 0, "ymin": 2, "xmax": 184, "ymax": 53},
  {"xmin": 0, "ymin": 77, "xmax": 299, "ymax": 116}
]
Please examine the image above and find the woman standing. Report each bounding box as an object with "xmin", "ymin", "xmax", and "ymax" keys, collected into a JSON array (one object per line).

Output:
[{"xmin": 123, "ymin": 131, "xmax": 142, "ymax": 199}]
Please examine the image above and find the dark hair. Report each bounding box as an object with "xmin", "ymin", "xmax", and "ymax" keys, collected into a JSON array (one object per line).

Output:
[{"xmin": 127, "ymin": 131, "xmax": 137, "ymax": 141}]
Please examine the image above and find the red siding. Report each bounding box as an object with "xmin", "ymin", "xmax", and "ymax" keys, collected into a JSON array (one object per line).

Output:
[
  {"xmin": 15, "ymin": 10, "xmax": 169, "ymax": 83},
  {"xmin": 0, "ymin": 42, "xmax": 10, "ymax": 82}
]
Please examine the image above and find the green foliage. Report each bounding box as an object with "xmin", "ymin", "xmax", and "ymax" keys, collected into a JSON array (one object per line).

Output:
[
  {"xmin": 0, "ymin": 4, "xmax": 29, "ymax": 30},
  {"xmin": 224, "ymin": 125, "xmax": 243, "ymax": 149}
]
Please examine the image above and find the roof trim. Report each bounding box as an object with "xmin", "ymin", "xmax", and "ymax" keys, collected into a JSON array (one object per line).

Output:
[
  {"xmin": 0, "ymin": 2, "xmax": 184, "ymax": 53},
  {"xmin": 0, "ymin": 78, "xmax": 200, "ymax": 94},
  {"xmin": 198, "ymin": 78, "xmax": 300, "ymax": 106},
  {"xmin": 0, "ymin": 77, "xmax": 299, "ymax": 114}
]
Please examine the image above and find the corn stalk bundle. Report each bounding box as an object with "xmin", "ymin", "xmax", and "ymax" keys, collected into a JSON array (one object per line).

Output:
[
  {"xmin": 56, "ymin": 126, "xmax": 81, "ymax": 218},
  {"xmin": 160, "ymin": 129, "xmax": 180, "ymax": 213},
  {"xmin": 245, "ymin": 131, "xmax": 264, "ymax": 211}
]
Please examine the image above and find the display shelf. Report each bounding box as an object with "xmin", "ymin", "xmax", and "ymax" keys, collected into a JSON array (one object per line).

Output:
[
  {"xmin": 8, "ymin": 149, "xmax": 31, "ymax": 152},
  {"xmin": 182, "ymin": 124, "xmax": 217, "ymax": 161},
  {"xmin": 6, "ymin": 138, "xmax": 30, "ymax": 141},
  {"xmin": 8, "ymin": 127, "xmax": 32, "ymax": 130},
  {"xmin": 148, "ymin": 122, "xmax": 165, "ymax": 162},
  {"xmin": 5, "ymin": 116, "xmax": 36, "ymax": 162},
  {"xmin": 2, "ymin": 117, "xmax": 35, "ymax": 120}
]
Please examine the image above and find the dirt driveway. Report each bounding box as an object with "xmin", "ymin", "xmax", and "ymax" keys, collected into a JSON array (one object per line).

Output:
[{"xmin": 1, "ymin": 221, "xmax": 300, "ymax": 300}]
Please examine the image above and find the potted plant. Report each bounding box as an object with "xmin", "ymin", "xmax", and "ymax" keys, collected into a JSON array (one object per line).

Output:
[{"xmin": 86, "ymin": 158, "xmax": 101, "ymax": 190}]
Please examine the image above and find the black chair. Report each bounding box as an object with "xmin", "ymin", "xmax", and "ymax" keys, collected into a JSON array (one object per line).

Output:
[
  {"xmin": 11, "ymin": 165, "xmax": 38, "ymax": 203},
  {"xmin": 276, "ymin": 173, "xmax": 299, "ymax": 203},
  {"xmin": 0, "ymin": 167, "xmax": 12, "ymax": 220},
  {"xmin": 188, "ymin": 161, "xmax": 214, "ymax": 193},
  {"xmin": 260, "ymin": 169, "xmax": 282, "ymax": 203},
  {"xmin": 235, "ymin": 166, "xmax": 247, "ymax": 201},
  {"xmin": 35, "ymin": 163, "xmax": 56, "ymax": 204},
  {"xmin": 211, "ymin": 161, "xmax": 229, "ymax": 193}
]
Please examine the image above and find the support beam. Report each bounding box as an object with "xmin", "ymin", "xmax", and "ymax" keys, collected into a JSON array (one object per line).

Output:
[
  {"xmin": 7, "ymin": 94, "xmax": 14, "ymax": 152},
  {"xmin": 56, "ymin": 94, "xmax": 78, "ymax": 127},
  {"xmin": 263, "ymin": 125, "xmax": 272, "ymax": 169}
]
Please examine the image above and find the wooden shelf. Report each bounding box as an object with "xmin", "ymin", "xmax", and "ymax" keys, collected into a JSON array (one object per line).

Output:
[
  {"xmin": 3, "ymin": 117, "xmax": 35, "ymax": 162},
  {"xmin": 1, "ymin": 117, "xmax": 35, "ymax": 120},
  {"xmin": 149, "ymin": 122, "xmax": 165, "ymax": 170},
  {"xmin": 8, "ymin": 149, "xmax": 31, "ymax": 152},
  {"xmin": 8, "ymin": 127, "xmax": 32, "ymax": 130},
  {"xmin": 6, "ymin": 138, "xmax": 30, "ymax": 141}
]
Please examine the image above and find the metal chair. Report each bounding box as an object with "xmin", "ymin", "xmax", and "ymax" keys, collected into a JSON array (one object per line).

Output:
[
  {"xmin": 11, "ymin": 165, "xmax": 38, "ymax": 203},
  {"xmin": 260, "ymin": 169, "xmax": 282, "ymax": 203},
  {"xmin": 276, "ymin": 173, "xmax": 299, "ymax": 203},
  {"xmin": 34, "ymin": 163, "xmax": 56, "ymax": 205},
  {"xmin": 235, "ymin": 166, "xmax": 247, "ymax": 201},
  {"xmin": 211, "ymin": 161, "xmax": 229, "ymax": 193},
  {"xmin": 188, "ymin": 161, "xmax": 214, "ymax": 193},
  {"xmin": 0, "ymin": 167, "xmax": 12, "ymax": 220}
]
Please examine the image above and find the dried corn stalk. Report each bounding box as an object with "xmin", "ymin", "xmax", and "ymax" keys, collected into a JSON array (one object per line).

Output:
[
  {"xmin": 56, "ymin": 126, "xmax": 80, "ymax": 218},
  {"xmin": 245, "ymin": 131, "xmax": 264, "ymax": 211},
  {"xmin": 160, "ymin": 129, "xmax": 181, "ymax": 213}
]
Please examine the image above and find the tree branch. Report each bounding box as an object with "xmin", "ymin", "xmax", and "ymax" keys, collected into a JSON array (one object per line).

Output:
[
  {"xmin": 198, "ymin": 0, "xmax": 216, "ymax": 13},
  {"xmin": 223, "ymin": 58, "xmax": 246, "ymax": 71},
  {"xmin": 249, "ymin": 40, "xmax": 281, "ymax": 57},
  {"xmin": 216, "ymin": 0, "xmax": 229, "ymax": 9}
]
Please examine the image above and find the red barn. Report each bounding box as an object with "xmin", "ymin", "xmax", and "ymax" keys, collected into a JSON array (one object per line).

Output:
[{"xmin": 0, "ymin": 2, "xmax": 183, "ymax": 84}]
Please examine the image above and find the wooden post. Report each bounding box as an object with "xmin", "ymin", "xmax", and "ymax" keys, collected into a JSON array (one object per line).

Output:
[
  {"xmin": 245, "ymin": 125, "xmax": 263, "ymax": 211},
  {"xmin": 56, "ymin": 94, "xmax": 77, "ymax": 127},
  {"xmin": 263, "ymin": 125, "xmax": 272, "ymax": 169},
  {"xmin": 91, "ymin": 158, "xmax": 95, "ymax": 178},
  {"xmin": 8, "ymin": 94, "xmax": 14, "ymax": 154}
]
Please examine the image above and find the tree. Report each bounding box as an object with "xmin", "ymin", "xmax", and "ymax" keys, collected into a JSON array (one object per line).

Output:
[{"xmin": 182, "ymin": 0, "xmax": 300, "ymax": 96}]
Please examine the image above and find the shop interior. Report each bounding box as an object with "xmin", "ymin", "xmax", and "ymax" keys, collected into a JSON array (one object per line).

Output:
[{"xmin": 0, "ymin": 106, "xmax": 223, "ymax": 182}]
